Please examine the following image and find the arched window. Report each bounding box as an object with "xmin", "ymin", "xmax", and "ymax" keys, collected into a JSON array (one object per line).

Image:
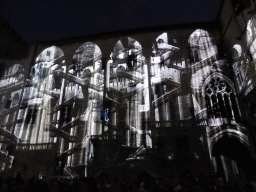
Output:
[
  {"xmin": 188, "ymin": 29, "xmax": 217, "ymax": 62},
  {"xmin": 204, "ymin": 77, "xmax": 240, "ymax": 123}
]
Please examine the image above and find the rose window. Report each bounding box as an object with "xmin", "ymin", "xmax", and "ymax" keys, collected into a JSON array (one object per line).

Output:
[{"xmin": 205, "ymin": 77, "xmax": 232, "ymax": 96}]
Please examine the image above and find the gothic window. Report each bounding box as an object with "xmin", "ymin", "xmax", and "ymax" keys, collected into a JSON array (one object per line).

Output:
[
  {"xmin": 204, "ymin": 77, "xmax": 240, "ymax": 122},
  {"xmin": 189, "ymin": 29, "xmax": 217, "ymax": 62}
]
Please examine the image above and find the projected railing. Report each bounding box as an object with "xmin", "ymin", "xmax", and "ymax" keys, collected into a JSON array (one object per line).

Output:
[
  {"xmin": 94, "ymin": 119, "xmax": 117, "ymax": 131},
  {"xmin": 0, "ymin": 73, "xmax": 21, "ymax": 81},
  {"xmin": 0, "ymin": 82, "xmax": 23, "ymax": 96},
  {"xmin": 197, "ymin": 119, "xmax": 208, "ymax": 126},
  {"xmin": 152, "ymin": 88, "xmax": 180, "ymax": 108},
  {"xmin": 69, "ymin": 54, "xmax": 101, "ymax": 70},
  {"xmin": 64, "ymin": 166, "xmax": 79, "ymax": 178},
  {"xmin": 0, "ymin": 151, "xmax": 13, "ymax": 164},
  {"xmin": 155, "ymin": 120, "xmax": 197, "ymax": 128},
  {"xmin": 16, "ymin": 143, "xmax": 58, "ymax": 151},
  {"xmin": 45, "ymin": 125, "xmax": 77, "ymax": 142},
  {"xmin": 0, "ymin": 104, "xmax": 20, "ymax": 117},
  {"xmin": 195, "ymin": 108, "xmax": 208, "ymax": 120},
  {"xmin": 129, "ymin": 145, "xmax": 144, "ymax": 158},
  {"xmin": 47, "ymin": 96, "xmax": 84, "ymax": 115},
  {"xmin": 0, "ymin": 137, "xmax": 13, "ymax": 144},
  {"xmin": 21, "ymin": 92, "xmax": 44, "ymax": 103},
  {"xmin": 166, "ymin": 63, "xmax": 185, "ymax": 70},
  {"xmin": 41, "ymin": 90, "xmax": 60, "ymax": 98},
  {"xmin": 143, "ymin": 119, "xmax": 206, "ymax": 130},
  {"xmin": 117, "ymin": 71, "xmax": 144, "ymax": 83},
  {"xmin": 52, "ymin": 54, "xmax": 65, "ymax": 66},
  {"xmin": 60, "ymin": 115, "xmax": 85, "ymax": 131},
  {"xmin": 107, "ymin": 86, "xmax": 145, "ymax": 100},
  {"xmin": 90, "ymin": 135, "xmax": 117, "ymax": 141},
  {"xmin": 53, "ymin": 70, "xmax": 89, "ymax": 86},
  {"xmin": 189, "ymin": 54, "xmax": 217, "ymax": 72},
  {"xmin": 164, "ymin": 78, "xmax": 181, "ymax": 87},
  {"xmin": 52, "ymin": 70, "xmax": 104, "ymax": 92},
  {"xmin": 1, "ymin": 119, "xmax": 23, "ymax": 127},
  {"xmin": 0, "ymin": 128, "xmax": 19, "ymax": 143}
]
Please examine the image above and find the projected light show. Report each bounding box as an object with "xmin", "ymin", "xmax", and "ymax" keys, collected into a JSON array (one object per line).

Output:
[
  {"xmin": 0, "ymin": 19, "xmax": 256, "ymax": 183},
  {"xmin": 230, "ymin": 16, "xmax": 256, "ymax": 96},
  {"xmin": 228, "ymin": 14, "xmax": 256, "ymax": 98}
]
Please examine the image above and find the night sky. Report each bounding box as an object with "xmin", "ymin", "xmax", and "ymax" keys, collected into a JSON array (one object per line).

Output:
[{"xmin": 0, "ymin": 0, "xmax": 222, "ymax": 42}]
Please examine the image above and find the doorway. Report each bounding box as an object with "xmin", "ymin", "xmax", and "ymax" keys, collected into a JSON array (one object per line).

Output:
[{"xmin": 212, "ymin": 135, "xmax": 256, "ymax": 181}]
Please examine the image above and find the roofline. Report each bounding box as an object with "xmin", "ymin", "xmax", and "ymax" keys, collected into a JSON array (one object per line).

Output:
[
  {"xmin": 0, "ymin": 14, "xmax": 29, "ymax": 46},
  {"xmin": 215, "ymin": 0, "xmax": 226, "ymax": 22}
]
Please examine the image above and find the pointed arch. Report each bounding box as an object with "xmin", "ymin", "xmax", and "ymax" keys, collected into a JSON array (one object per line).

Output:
[
  {"xmin": 201, "ymin": 73, "xmax": 241, "ymax": 123},
  {"xmin": 201, "ymin": 73, "xmax": 236, "ymax": 98},
  {"xmin": 35, "ymin": 45, "xmax": 64, "ymax": 63},
  {"xmin": 189, "ymin": 29, "xmax": 217, "ymax": 62},
  {"xmin": 72, "ymin": 42, "xmax": 102, "ymax": 74},
  {"xmin": 111, "ymin": 37, "xmax": 142, "ymax": 64},
  {"xmin": 211, "ymin": 129, "xmax": 249, "ymax": 153}
]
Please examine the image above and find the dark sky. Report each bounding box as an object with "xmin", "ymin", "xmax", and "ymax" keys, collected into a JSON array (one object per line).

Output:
[{"xmin": 0, "ymin": 0, "xmax": 222, "ymax": 42}]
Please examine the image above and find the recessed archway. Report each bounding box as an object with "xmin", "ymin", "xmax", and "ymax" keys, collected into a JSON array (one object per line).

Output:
[{"xmin": 212, "ymin": 135, "xmax": 256, "ymax": 181}]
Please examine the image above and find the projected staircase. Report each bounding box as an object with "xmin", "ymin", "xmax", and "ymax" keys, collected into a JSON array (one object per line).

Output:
[{"xmin": 152, "ymin": 87, "xmax": 180, "ymax": 108}]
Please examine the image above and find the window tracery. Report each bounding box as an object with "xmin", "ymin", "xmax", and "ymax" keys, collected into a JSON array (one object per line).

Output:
[{"xmin": 204, "ymin": 77, "xmax": 240, "ymax": 123}]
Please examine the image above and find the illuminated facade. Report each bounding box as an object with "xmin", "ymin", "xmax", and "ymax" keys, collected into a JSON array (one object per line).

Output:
[{"xmin": 1, "ymin": 0, "xmax": 256, "ymax": 182}]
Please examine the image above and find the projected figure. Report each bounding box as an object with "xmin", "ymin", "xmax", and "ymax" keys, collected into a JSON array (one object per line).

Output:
[{"xmin": 0, "ymin": 64, "xmax": 24, "ymax": 169}]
